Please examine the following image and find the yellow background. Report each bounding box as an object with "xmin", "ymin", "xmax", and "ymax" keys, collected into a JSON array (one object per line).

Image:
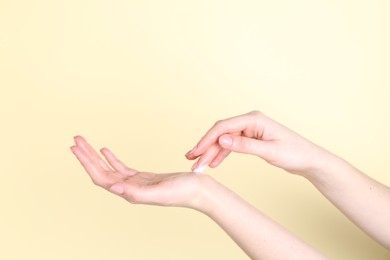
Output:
[{"xmin": 1, "ymin": 0, "xmax": 389, "ymax": 259}]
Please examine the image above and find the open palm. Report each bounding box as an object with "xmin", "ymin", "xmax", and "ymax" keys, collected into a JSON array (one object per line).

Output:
[{"xmin": 71, "ymin": 136, "xmax": 207, "ymax": 209}]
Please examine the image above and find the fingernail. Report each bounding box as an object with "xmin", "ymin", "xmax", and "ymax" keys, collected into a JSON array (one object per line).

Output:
[
  {"xmin": 219, "ymin": 136, "xmax": 232, "ymax": 147},
  {"xmin": 110, "ymin": 185, "xmax": 124, "ymax": 195},
  {"xmin": 186, "ymin": 146, "xmax": 197, "ymax": 156}
]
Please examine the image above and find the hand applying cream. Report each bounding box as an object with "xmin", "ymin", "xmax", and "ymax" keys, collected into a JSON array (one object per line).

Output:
[
  {"xmin": 193, "ymin": 164, "xmax": 207, "ymax": 174},
  {"xmin": 187, "ymin": 144, "xmax": 221, "ymax": 174},
  {"xmin": 186, "ymin": 147, "xmax": 207, "ymax": 173}
]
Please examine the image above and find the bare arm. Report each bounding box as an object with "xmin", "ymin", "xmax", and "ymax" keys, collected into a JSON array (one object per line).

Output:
[
  {"xmin": 202, "ymin": 178, "xmax": 326, "ymax": 259},
  {"xmin": 186, "ymin": 110, "xmax": 390, "ymax": 249},
  {"xmin": 306, "ymin": 154, "xmax": 390, "ymax": 249},
  {"xmin": 71, "ymin": 136, "xmax": 326, "ymax": 259}
]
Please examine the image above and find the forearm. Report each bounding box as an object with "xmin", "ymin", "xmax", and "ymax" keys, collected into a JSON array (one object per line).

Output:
[
  {"xmin": 197, "ymin": 176, "xmax": 327, "ymax": 260},
  {"xmin": 305, "ymin": 152, "xmax": 390, "ymax": 249}
]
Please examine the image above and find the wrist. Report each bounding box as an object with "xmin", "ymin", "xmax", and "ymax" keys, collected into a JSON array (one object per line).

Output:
[
  {"xmin": 301, "ymin": 147, "xmax": 348, "ymax": 185},
  {"xmin": 189, "ymin": 174, "xmax": 230, "ymax": 215}
]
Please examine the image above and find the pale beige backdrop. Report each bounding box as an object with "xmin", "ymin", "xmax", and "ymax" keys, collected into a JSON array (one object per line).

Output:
[{"xmin": 1, "ymin": 0, "xmax": 389, "ymax": 259}]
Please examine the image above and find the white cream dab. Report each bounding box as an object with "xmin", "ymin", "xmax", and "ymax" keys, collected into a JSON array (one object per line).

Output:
[{"xmin": 193, "ymin": 164, "xmax": 206, "ymax": 174}]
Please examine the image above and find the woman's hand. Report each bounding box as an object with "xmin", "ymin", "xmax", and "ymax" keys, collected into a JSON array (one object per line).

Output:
[
  {"xmin": 186, "ymin": 110, "xmax": 332, "ymax": 176},
  {"xmin": 186, "ymin": 111, "xmax": 390, "ymax": 250},
  {"xmin": 71, "ymin": 136, "xmax": 211, "ymax": 210}
]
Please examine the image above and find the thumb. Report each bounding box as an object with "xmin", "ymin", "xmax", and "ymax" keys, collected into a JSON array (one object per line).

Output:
[
  {"xmin": 109, "ymin": 183, "xmax": 125, "ymax": 195},
  {"xmin": 218, "ymin": 134, "xmax": 271, "ymax": 158}
]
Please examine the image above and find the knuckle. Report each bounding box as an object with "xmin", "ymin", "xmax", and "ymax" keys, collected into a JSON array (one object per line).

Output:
[
  {"xmin": 239, "ymin": 138, "xmax": 252, "ymax": 150},
  {"xmin": 213, "ymin": 119, "xmax": 228, "ymax": 132},
  {"xmin": 91, "ymin": 174, "xmax": 110, "ymax": 188},
  {"xmin": 213, "ymin": 119, "xmax": 224, "ymax": 128},
  {"xmin": 249, "ymin": 110, "xmax": 263, "ymax": 117},
  {"xmin": 92, "ymin": 179, "xmax": 105, "ymax": 188},
  {"xmin": 91, "ymin": 177, "xmax": 104, "ymax": 186}
]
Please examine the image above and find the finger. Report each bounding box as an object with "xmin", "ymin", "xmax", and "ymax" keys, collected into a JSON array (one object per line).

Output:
[
  {"xmin": 74, "ymin": 136, "xmax": 111, "ymax": 171},
  {"xmin": 187, "ymin": 111, "xmax": 259, "ymax": 159},
  {"xmin": 70, "ymin": 145, "xmax": 114, "ymax": 188},
  {"xmin": 100, "ymin": 148, "xmax": 138, "ymax": 176},
  {"xmin": 208, "ymin": 131, "xmax": 241, "ymax": 168},
  {"xmin": 74, "ymin": 135, "xmax": 100, "ymax": 158},
  {"xmin": 209, "ymin": 149, "xmax": 231, "ymax": 168},
  {"xmin": 191, "ymin": 143, "xmax": 221, "ymax": 173}
]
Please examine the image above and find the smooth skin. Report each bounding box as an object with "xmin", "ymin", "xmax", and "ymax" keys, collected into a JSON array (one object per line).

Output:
[
  {"xmin": 71, "ymin": 136, "xmax": 326, "ymax": 259},
  {"xmin": 186, "ymin": 110, "xmax": 390, "ymax": 250}
]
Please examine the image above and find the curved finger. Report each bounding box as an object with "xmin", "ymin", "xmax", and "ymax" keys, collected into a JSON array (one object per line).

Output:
[
  {"xmin": 209, "ymin": 149, "xmax": 231, "ymax": 168},
  {"xmin": 100, "ymin": 148, "xmax": 138, "ymax": 176},
  {"xmin": 187, "ymin": 111, "xmax": 260, "ymax": 159},
  {"xmin": 191, "ymin": 143, "xmax": 221, "ymax": 173}
]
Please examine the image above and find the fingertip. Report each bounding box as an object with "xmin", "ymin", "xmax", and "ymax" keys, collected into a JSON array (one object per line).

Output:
[
  {"xmin": 73, "ymin": 135, "xmax": 82, "ymax": 141},
  {"xmin": 100, "ymin": 147, "xmax": 108, "ymax": 154},
  {"xmin": 101, "ymin": 147, "xmax": 116, "ymax": 159},
  {"xmin": 73, "ymin": 135, "xmax": 86, "ymax": 146},
  {"xmin": 185, "ymin": 152, "xmax": 192, "ymax": 159},
  {"xmin": 209, "ymin": 160, "xmax": 219, "ymax": 168},
  {"xmin": 185, "ymin": 146, "xmax": 199, "ymax": 160},
  {"xmin": 185, "ymin": 153, "xmax": 197, "ymax": 160},
  {"xmin": 193, "ymin": 164, "xmax": 207, "ymax": 173},
  {"xmin": 70, "ymin": 144, "xmax": 81, "ymax": 153},
  {"xmin": 185, "ymin": 149, "xmax": 193, "ymax": 157},
  {"xmin": 70, "ymin": 145, "xmax": 77, "ymax": 153}
]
